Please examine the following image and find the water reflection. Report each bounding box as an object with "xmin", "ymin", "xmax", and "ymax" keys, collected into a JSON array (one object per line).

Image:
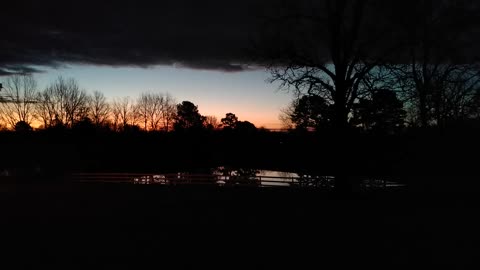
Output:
[
  {"xmin": 213, "ymin": 167, "xmax": 261, "ymax": 186},
  {"xmin": 130, "ymin": 167, "xmax": 405, "ymax": 190},
  {"xmin": 293, "ymin": 174, "xmax": 335, "ymax": 189}
]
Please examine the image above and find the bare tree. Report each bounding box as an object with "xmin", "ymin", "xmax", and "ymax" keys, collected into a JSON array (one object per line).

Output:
[
  {"xmin": 36, "ymin": 87, "xmax": 63, "ymax": 128},
  {"xmin": 467, "ymin": 89, "xmax": 480, "ymax": 120},
  {"xmin": 135, "ymin": 92, "xmax": 177, "ymax": 132},
  {"xmin": 390, "ymin": 0, "xmax": 480, "ymax": 128},
  {"xmin": 256, "ymin": 0, "xmax": 411, "ymax": 191},
  {"xmin": 136, "ymin": 93, "xmax": 150, "ymax": 130},
  {"xmin": 88, "ymin": 90, "xmax": 110, "ymax": 127},
  {"xmin": 279, "ymin": 105, "xmax": 295, "ymax": 130},
  {"xmin": 204, "ymin": 115, "xmax": 219, "ymax": 129},
  {"xmin": 110, "ymin": 98, "xmax": 122, "ymax": 131},
  {"xmin": 0, "ymin": 74, "xmax": 38, "ymax": 128},
  {"xmin": 111, "ymin": 96, "xmax": 138, "ymax": 131},
  {"xmin": 35, "ymin": 77, "xmax": 89, "ymax": 128},
  {"xmin": 161, "ymin": 93, "xmax": 177, "ymax": 132},
  {"xmin": 148, "ymin": 94, "xmax": 164, "ymax": 131},
  {"xmin": 65, "ymin": 80, "xmax": 90, "ymax": 125},
  {"xmin": 430, "ymin": 66, "xmax": 480, "ymax": 127},
  {"xmin": 136, "ymin": 92, "xmax": 166, "ymax": 131},
  {"xmin": 261, "ymin": 0, "xmax": 401, "ymax": 131},
  {"xmin": 35, "ymin": 88, "xmax": 55, "ymax": 128}
]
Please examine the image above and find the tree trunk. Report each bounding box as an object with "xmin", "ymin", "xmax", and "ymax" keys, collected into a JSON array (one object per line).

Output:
[
  {"xmin": 335, "ymin": 175, "xmax": 360, "ymax": 193},
  {"xmin": 332, "ymin": 81, "xmax": 355, "ymax": 192}
]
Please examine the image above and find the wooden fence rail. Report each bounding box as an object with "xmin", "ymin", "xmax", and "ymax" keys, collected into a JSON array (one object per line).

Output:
[{"xmin": 69, "ymin": 173, "xmax": 337, "ymax": 188}]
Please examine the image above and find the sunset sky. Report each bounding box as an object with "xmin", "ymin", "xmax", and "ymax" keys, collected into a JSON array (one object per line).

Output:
[
  {"xmin": 5, "ymin": 1, "xmax": 476, "ymax": 129},
  {"xmin": 32, "ymin": 64, "xmax": 291, "ymax": 129},
  {"xmin": 1, "ymin": 1, "xmax": 296, "ymax": 129}
]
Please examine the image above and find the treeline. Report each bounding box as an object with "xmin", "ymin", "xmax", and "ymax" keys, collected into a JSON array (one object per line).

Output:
[
  {"xmin": 278, "ymin": 65, "xmax": 480, "ymax": 134},
  {"xmin": 0, "ymin": 75, "xmax": 257, "ymax": 133},
  {"xmin": 1, "ymin": 126, "xmax": 478, "ymax": 192}
]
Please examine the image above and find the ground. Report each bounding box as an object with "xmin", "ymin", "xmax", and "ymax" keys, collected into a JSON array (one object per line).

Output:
[{"xmin": 1, "ymin": 182, "xmax": 479, "ymax": 269}]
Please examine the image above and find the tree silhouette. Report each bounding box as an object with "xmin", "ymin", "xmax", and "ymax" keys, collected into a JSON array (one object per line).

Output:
[
  {"xmin": 135, "ymin": 92, "xmax": 178, "ymax": 131},
  {"xmin": 161, "ymin": 93, "xmax": 177, "ymax": 132},
  {"xmin": 220, "ymin": 113, "xmax": 257, "ymax": 133},
  {"xmin": 88, "ymin": 90, "xmax": 110, "ymax": 127},
  {"xmin": 173, "ymin": 101, "xmax": 205, "ymax": 131},
  {"xmin": 261, "ymin": 0, "xmax": 401, "ymax": 132},
  {"xmin": 468, "ymin": 90, "xmax": 480, "ymax": 120},
  {"xmin": 260, "ymin": 1, "xmax": 401, "ymax": 193},
  {"xmin": 111, "ymin": 96, "xmax": 139, "ymax": 132},
  {"xmin": 352, "ymin": 89, "xmax": 406, "ymax": 134},
  {"xmin": 137, "ymin": 92, "xmax": 162, "ymax": 131},
  {"xmin": 35, "ymin": 77, "xmax": 89, "ymax": 128},
  {"xmin": 72, "ymin": 117, "xmax": 96, "ymax": 133},
  {"xmin": 204, "ymin": 115, "xmax": 219, "ymax": 130},
  {"xmin": 0, "ymin": 74, "xmax": 38, "ymax": 128},
  {"xmin": 287, "ymin": 95, "xmax": 333, "ymax": 131},
  {"xmin": 221, "ymin": 113, "xmax": 238, "ymax": 130},
  {"xmin": 388, "ymin": 0, "xmax": 479, "ymax": 128},
  {"xmin": 279, "ymin": 105, "xmax": 296, "ymax": 130},
  {"xmin": 235, "ymin": 121, "xmax": 257, "ymax": 133},
  {"xmin": 14, "ymin": 120, "xmax": 33, "ymax": 132},
  {"xmin": 258, "ymin": 0, "xmax": 480, "ymax": 191}
]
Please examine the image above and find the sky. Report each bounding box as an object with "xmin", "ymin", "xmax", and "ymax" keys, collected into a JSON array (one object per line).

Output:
[
  {"xmin": 1, "ymin": 0, "xmax": 478, "ymax": 129},
  {"xmin": 0, "ymin": 0, "xmax": 296, "ymax": 129},
  {"xmin": 33, "ymin": 64, "xmax": 292, "ymax": 129}
]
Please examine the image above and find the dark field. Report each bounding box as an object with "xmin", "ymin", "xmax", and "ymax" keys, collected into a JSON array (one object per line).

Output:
[{"xmin": 2, "ymin": 182, "xmax": 479, "ymax": 269}]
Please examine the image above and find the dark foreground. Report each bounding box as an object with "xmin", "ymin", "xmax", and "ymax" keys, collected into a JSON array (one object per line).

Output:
[{"xmin": 2, "ymin": 183, "xmax": 479, "ymax": 269}]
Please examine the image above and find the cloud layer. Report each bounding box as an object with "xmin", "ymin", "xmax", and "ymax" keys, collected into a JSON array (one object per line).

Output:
[
  {"xmin": 1, "ymin": 0, "xmax": 478, "ymax": 75},
  {"xmin": 1, "ymin": 0, "xmax": 270, "ymax": 74}
]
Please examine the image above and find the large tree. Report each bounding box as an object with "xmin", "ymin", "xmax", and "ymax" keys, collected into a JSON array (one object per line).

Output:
[
  {"xmin": 262, "ymin": 0, "xmax": 402, "ymax": 132},
  {"xmin": 261, "ymin": 0, "xmax": 480, "ymax": 191},
  {"xmin": 259, "ymin": 0, "xmax": 404, "ymax": 191}
]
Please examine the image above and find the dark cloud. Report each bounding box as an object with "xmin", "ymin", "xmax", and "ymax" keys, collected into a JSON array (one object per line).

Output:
[
  {"xmin": 1, "ymin": 0, "xmax": 479, "ymax": 75},
  {"xmin": 1, "ymin": 0, "xmax": 270, "ymax": 74},
  {"xmin": 0, "ymin": 65, "xmax": 46, "ymax": 76}
]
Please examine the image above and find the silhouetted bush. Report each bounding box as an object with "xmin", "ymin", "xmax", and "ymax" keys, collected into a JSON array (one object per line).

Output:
[{"xmin": 14, "ymin": 121, "xmax": 33, "ymax": 133}]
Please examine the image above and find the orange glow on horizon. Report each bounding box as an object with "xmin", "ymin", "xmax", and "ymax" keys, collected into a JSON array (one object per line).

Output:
[
  {"xmin": 198, "ymin": 101, "xmax": 284, "ymax": 129},
  {"xmin": 7, "ymin": 114, "xmax": 283, "ymax": 131}
]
